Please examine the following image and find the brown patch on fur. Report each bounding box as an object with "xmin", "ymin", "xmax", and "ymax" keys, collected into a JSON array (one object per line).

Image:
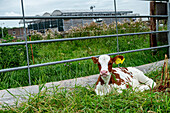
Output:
[
  {"xmin": 92, "ymin": 57, "xmax": 98, "ymax": 64},
  {"xmin": 119, "ymin": 67, "xmax": 133, "ymax": 78},
  {"xmin": 109, "ymin": 74, "xmax": 117, "ymax": 85},
  {"xmin": 95, "ymin": 75, "xmax": 105, "ymax": 88},
  {"xmin": 97, "ymin": 63, "xmax": 101, "ymax": 72},
  {"xmin": 92, "ymin": 57, "xmax": 102, "ymax": 72},
  {"xmin": 126, "ymin": 84, "xmax": 131, "ymax": 88},
  {"xmin": 108, "ymin": 58, "xmax": 114, "ymax": 72},
  {"xmin": 125, "ymin": 77, "xmax": 132, "ymax": 82},
  {"xmin": 111, "ymin": 69, "xmax": 125, "ymax": 85}
]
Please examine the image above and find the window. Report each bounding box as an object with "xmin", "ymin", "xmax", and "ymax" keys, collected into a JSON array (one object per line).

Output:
[{"xmin": 13, "ymin": 31, "xmax": 16, "ymax": 35}]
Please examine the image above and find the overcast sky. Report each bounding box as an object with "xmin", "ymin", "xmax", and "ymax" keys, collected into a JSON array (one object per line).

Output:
[{"xmin": 0, "ymin": 0, "xmax": 150, "ymax": 28}]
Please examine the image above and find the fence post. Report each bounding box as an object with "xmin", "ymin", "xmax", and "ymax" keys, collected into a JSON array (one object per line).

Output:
[
  {"xmin": 156, "ymin": 19, "xmax": 159, "ymax": 40},
  {"xmin": 113, "ymin": 0, "xmax": 119, "ymax": 53},
  {"xmin": 21, "ymin": 0, "xmax": 31, "ymax": 86},
  {"xmin": 71, "ymin": 19, "xmax": 73, "ymax": 27},
  {"xmin": 113, "ymin": 0, "xmax": 120, "ymax": 67},
  {"xmin": 168, "ymin": 1, "xmax": 170, "ymax": 57},
  {"xmin": 43, "ymin": 21, "xmax": 46, "ymax": 34},
  {"xmin": 82, "ymin": 19, "xmax": 84, "ymax": 27},
  {"xmin": 150, "ymin": 1, "xmax": 157, "ymax": 55}
]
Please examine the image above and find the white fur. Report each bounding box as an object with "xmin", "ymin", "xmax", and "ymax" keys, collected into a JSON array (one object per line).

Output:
[
  {"xmin": 98, "ymin": 55, "xmax": 110, "ymax": 72},
  {"xmin": 98, "ymin": 55, "xmax": 112, "ymax": 85}
]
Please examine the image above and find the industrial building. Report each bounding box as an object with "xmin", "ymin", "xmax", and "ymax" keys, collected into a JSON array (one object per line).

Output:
[
  {"xmin": 25, "ymin": 10, "xmax": 133, "ymax": 32},
  {"xmin": 8, "ymin": 10, "xmax": 134, "ymax": 38}
]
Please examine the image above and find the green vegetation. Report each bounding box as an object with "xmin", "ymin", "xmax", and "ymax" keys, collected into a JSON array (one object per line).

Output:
[
  {"xmin": 0, "ymin": 20, "xmax": 168, "ymax": 89},
  {"xmin": 0, "ymin": 68, "xmax": 170, "ymax": 113},
  {"xmin": 0, "ymin": 27, "xmax": 8, "ymax": 38}
]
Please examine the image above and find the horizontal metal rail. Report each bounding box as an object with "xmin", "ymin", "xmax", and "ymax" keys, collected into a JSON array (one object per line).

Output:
[
  {"xmin": 0, "ymin": 30, "xmax": 168, "ymax": 46},
  {"xmin": 0, "ymin": 44, "xmax": 169, "ymax": 73},
  {"xmin": 0, "ymin": 15, "xmax": 168, "ymax": 20}
]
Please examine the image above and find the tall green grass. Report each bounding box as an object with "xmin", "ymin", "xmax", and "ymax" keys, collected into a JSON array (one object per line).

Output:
[
  {"xmin": 0, "ymin": 68, "xmax": 169, "ymax": 112},
  {"xmin": 0, "ymin": 20, "xmax": 168, "ymax": 89}
]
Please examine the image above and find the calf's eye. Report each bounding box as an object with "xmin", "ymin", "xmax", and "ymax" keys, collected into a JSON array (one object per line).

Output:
[{"xmin": 108, "ymin": 63, "xmax": 112, "ymax": 65}]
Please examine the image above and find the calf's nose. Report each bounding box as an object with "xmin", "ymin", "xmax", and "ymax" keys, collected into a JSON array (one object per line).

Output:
[{"xmin": 100, "ymin": 70, "xmax": 108, "ymax": 75}]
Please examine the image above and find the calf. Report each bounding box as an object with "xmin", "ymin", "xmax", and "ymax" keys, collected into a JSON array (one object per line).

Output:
[{"xmin": 92, "ymin": 55, "xmax": 156, "ymax": 95}]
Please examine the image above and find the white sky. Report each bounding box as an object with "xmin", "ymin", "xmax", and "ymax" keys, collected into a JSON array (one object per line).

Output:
[{"xmin": 0, "ymin": 0, "xmax": 150, "ymax": 28}]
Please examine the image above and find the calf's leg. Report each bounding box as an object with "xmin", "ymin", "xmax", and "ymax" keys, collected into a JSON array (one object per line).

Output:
[{"xmin": 128, "ymin": 67, "xmax": 156, "ymax": 90}]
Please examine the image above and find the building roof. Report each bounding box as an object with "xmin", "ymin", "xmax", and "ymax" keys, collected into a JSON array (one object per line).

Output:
[
  {"xmin": 61, "ymin": 11, "xmax": 132, "ymax": 16},
  {"xmin": 20, "ymin": 9, "xmax": 133, "ymax": 24}
]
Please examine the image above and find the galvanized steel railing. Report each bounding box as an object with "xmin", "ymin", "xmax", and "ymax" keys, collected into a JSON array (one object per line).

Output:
[
  {"xmin": 0, "ymin": 30, "xmax": 168, "ymax": 46},
  {"xmin": 0, "ymin": 0, "xmax": 170, "ymax": 86},
  {"xmin": 0, "ymin": 15, "xmax": 168, "ymax": 20}
]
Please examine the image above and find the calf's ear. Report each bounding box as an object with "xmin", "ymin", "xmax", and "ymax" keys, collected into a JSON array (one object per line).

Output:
[
  {"xmin": 111, "ymin": 55, "xmax": 125, "ymax": 64},
  {"xmin": 91, "ymin": 57, "xmax": 98, "ymax": 64}
]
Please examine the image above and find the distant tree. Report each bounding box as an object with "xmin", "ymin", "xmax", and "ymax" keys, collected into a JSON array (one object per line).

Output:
[{"xmin": 0, "ymin": 27, "xmax": 8, "ymax": 38}]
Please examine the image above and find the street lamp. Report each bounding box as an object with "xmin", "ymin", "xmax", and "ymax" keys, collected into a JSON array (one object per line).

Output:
[
  {"xmin": 90, "ymin": 6, "xmax": 95, "ymax": 22},
  {"xmin": 90, "ymin": 6, "xmax": 95, "ymax": 15},
  {"xmin": 1, "ymin": 22, "xmax": 4, "ymax": 38}
]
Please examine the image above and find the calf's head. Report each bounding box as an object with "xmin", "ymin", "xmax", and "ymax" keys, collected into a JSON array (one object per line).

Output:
[{"xmin": 92, "ymin": 55, "xmax": 124, "ymax": 77}]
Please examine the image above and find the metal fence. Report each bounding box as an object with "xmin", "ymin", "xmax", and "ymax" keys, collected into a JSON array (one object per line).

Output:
[{"xmin": 0, "ymin": 0, "xmax": 170, "ymax": 86}]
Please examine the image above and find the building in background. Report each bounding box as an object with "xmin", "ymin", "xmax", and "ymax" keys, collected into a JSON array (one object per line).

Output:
[
  {"xmin": 8, "ymin": 27, "xmax": 28, "ymax": 39},
  {"xmin": 21, "ymin": 10, "xmax": 134, "ymax": 33}
]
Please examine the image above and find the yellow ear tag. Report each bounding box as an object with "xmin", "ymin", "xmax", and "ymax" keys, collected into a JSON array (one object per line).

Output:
[{"xmin": 115, "ymin": 58, "xmax": 125, "ymax": 64}]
